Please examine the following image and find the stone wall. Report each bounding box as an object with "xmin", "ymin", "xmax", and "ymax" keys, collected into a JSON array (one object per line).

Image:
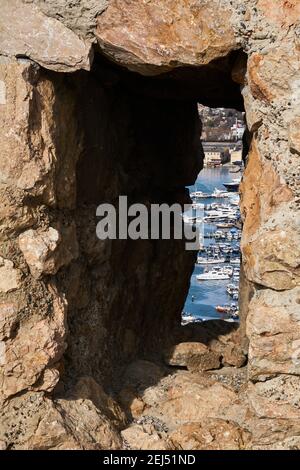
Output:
[{"xmin": 0, "ymin": 0, "xmax": 299, "ymax": 450}]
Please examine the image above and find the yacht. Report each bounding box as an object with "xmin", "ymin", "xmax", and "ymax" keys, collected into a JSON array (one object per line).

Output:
[
  {"xmin": 213, "ymin": 230, "xmax": 227, "ymax": 239},
  {"xmin": 221, "ymin": 265, "xmax": 234, "ymax": 276},
  {"xmin": 233, "ymin": 267, "xmax": 240, "ymax": 277},
  {"xmin": 222, "ymin": 178, "xmax": 241, "ymax": 193},
  {"xmin": 181, "ymin": 312, "xmax": 203, "ymax": 326},
  {"xmin": 211, "ymin": 188, "xmax": 230, "ymax": 198},
  {"xmin": 216, "ymin": 222, "xmax": 234, "ymax": 229},
  {"xmin": 197, "ymin": 256, "xmax": 226, "ymax": 265},
  {"xmin": 190, "ymin": 190, "xmax": 210, "ymax": 198},
  {"xmin": 197, "ymin": 269, "xmax": 230, "ymax": 281},
  {"xmin": 192, "ymin": 202, "xmax": 204, "ymax": 210}
]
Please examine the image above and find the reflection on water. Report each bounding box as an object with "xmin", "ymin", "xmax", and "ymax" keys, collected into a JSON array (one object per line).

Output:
[{"xmin": 183, "ymin": 167, "xmax": 240, "ymax": 321}]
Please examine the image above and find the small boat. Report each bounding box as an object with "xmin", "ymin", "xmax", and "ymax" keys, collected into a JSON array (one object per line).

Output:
[
  {"xmin": 211, "ymin": 188, "xmax": 231, "ymax": 198},
  {"xmin": 216, "ymin": 305, "xmax": 231, "ymax": 313},
  {"xmin": 226, "ymin": 283, "xmax": 239, "ymax": 295},
  {"xmin": 216, "ymin": 222, "xmax": 234, "ymax": 229},
  {"xmin": 216, "ymin": 302, "xmax": 238, "ymax": 314},
  {"xmin": 223, "ymin": 178, "xmax": 241, "ymax": 193},
  {"xmin": 197, "ymin": 269, "xmax": 230, "ymax": 281},
  {"xmin": 221, "ymin": 265, "xmax": 233, "ymax": 276},
  {"xmin": 192, "ymin": 203, "xmax": 204, "ymax": 210},
  {"xmin": 221, "ymin": 246, "xmax": 232, "ymax": 254},
  {"xmin": 233, "ymin": 267, "xmax": 240, "ymax": 277},
  {"xmin": 181, "ymin": 312, "xmax": 203, "ymax": 326},
  {"xmin": 222, "ymin": 183, "xmax": 239, "ymax": 192},
  {"xmin": 197, "ymin": 256, "xmax": 226, "ymax": 265},
  {"xmin": 190, "ymin": 191, "xmax": 210, "ymax": 198},
  {"xmin": 231, "ymin": 311, "xmax": 239, "ymax": 318},
  {"xmin": 230, "ymin": 257, "xmax": 240, "ymax": 265}
]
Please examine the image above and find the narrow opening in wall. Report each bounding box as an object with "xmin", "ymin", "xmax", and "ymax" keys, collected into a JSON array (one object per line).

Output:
[{"xmin": 182, "ymin": 105, "xmax": 245, "ymax": 327}]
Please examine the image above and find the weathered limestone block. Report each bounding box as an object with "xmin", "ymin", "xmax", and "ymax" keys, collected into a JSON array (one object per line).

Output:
[
  {"xmin": 121, "ymin": 424, "xmax": 173, "ymax": 450},
  {"xmin": 19, "ymin": 224, "xmax": 79, "ymax": 278},
  {"xmin": 70, "ymin": 376, "xmax": 127, "ymax": 429},
  {"xmin": 240, "ymin": 140, "xmax": 293, "ymax": 238},
  {"xmin": 169, "ymin": 419, "xmax": 250, "ymax": 450},
  {"xmin": 149, "ymin": 373, "xmax": 238, "ymax": 429},
  {"xmin": 221, "ymin": 345, "xmax": 246, "ymax": 368},
  {"xmin": 247, "ymin": 417, "xmax": 300, "ymax": 450},
  {"xmin": 0, "ymin": 60, "xmax": 81, "ymax": 211},
  {"xmin": 0, "ymin": 390, "xmax": 122, "ymax": 450},
  {"xmin": 28, "ymin": 0, "xmax": 108, "ymax": 39},
  {"xmin": 0, "ymin": 285, "xmax": 67, "ymax": 398},
  {"xmin": 0, "ymin": 257, "xmax": 21, "ymax": 293},
  {"xmin": 96, "ymin": 0, "xmax": 238, "ymax": 75},
  {"xmin": 257, "ymin": 0, "xmax": 300, "ymax": 28},
  {"xmin": 0, "ymin": 303, "xmax": 19, "ymax": 340},
  {"xmin": 248, "ymin": 375, "xmax": 300, "ymax": 420},
  {"xmin": 164, "ymin": 341, "xmax": 221, "ymax": 372},
  {"xmin": 240, "ymin": 140, "xmax": 298, "ymax": 290},
  {"xmin": 164, "ymin": 342, "xmax": 208, "ymax": 366},
  {"xmin": 186, "ymin": 351, "xmax": 221, "ymax": 372},
  {"xmin": 36, "ymin": 398, "xmax": 122, "ymax": 450},
  {"xmin": 241, "ymin": 208, "xmax": 300, "ymax": 290},
  {"xmin": 247, "ymin": 43, "xmax": 300, "ymax": 105},
  {"xmin": 247, "ymin": 287, "xmax": 300, "ymax": 380},
  {"xmin": 0, "ymin": 0, "xmax": 93, "ymax": 72},
  {"xmin": 118, "ymin": 387, "xmax": 146, "ymax": 419}
]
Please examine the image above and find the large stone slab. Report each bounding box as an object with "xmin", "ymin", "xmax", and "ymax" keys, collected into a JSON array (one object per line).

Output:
[
  {"xmin": 96, "ymin": 0, "xmax": 238, "ymax": 75},
  {"xmin": 247, "ymin": 287, "xmax": 300, "ymax": 380},
  {"xmin": 0, "ymin": 0, "xmax": 92, "ymax": 72}
]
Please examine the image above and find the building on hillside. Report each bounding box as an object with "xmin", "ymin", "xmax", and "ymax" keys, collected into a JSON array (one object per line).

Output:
[{"xmin": 231, "ymin": 122, "xmax": 245, "ymax": 140}]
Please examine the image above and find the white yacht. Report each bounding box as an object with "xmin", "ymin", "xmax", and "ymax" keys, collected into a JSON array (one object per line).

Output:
[
  {"xmin": 211, "ymin": 188, "xmax": 230, "ymax": 198},
  {"xmin": 197, "ymin": 256, "xmax": 226, "ymax": 265},
  {"xmin": 190, "ymin": 191, "xmax": 210, "ymax": 198},
  {"xmin": 221, "ymin": 265, "xmax": 234, "ymax": 276},
  {"xmin": 197, "ymin": 269, "xmax": 230, "ymax": 281},
  {"xmin": 233, "ymin": 267, "xmax": 240, "ymax": 277}
]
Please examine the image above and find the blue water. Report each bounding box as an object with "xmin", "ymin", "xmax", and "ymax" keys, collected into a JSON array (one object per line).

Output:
[{"xmin": 183, "ymin": 167, "xmax": 240, "ymax": 321}]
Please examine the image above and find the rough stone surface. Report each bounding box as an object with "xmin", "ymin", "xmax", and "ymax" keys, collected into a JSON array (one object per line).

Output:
[
  {"xmin": 19, "ymin": 225, "xmax": 79, "ymax": 278},
  {"xmin": 169, "ymin": 419, "xmax": 249, "ymax": 450},
  {"xmin": 96, "ymin": 0, "xmax": 238, "ymax": 75},
  {"xmin": 122, "ymin": 424, "xmax": 174, "ymax": 450},
  {"xmin": 247, "ymin": 287, "xmax": 300, "ymax": 380},
  {"xmin": 164, "ymin": 342, "xmax": 208, "ymax": 367},
  {"xmin": 0, "ymin": 1, "xmax": 93, "ymax": 72},
  {"xmin": 27, "ymin": 0, "xmax": 108, "ymax": 40},
  {"xmin": 0, "ymin": 283, "xmax": 66, "ymax": 399},
  {"xmin": 0, "ymin": 257, "xmax": 21, "ymax": 293},
  {"xmin": 0, "ymin": 0, "xmax": 299, "ymax": 451},
  {"xmin": 0, "ymin": 390, "xmax": 123, "ymax": 450}
]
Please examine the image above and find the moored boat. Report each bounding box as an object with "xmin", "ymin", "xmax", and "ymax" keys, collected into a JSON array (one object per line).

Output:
[
  {"xmin": 197, "ymin": 269, "xmax": 230, "ymax": 281},
  {"xmin": 197, "ymin": 256, "xmax": 226, "ymax": 264}
]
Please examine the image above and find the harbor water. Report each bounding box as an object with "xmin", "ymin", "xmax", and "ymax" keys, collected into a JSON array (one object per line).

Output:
[{"xmin": 183, "ymin": 166, "xmax": 241, "ymax": 322}]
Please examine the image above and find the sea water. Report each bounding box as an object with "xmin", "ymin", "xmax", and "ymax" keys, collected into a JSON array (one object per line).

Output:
[{"xmin": 183, "ymin": 166, "xmax": 240, "ymax": 321}]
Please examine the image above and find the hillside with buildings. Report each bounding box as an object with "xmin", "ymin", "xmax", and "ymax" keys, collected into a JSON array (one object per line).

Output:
[{"xmin": 199, "ymin": 106, "xmax": 245, "ymax": 167}]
